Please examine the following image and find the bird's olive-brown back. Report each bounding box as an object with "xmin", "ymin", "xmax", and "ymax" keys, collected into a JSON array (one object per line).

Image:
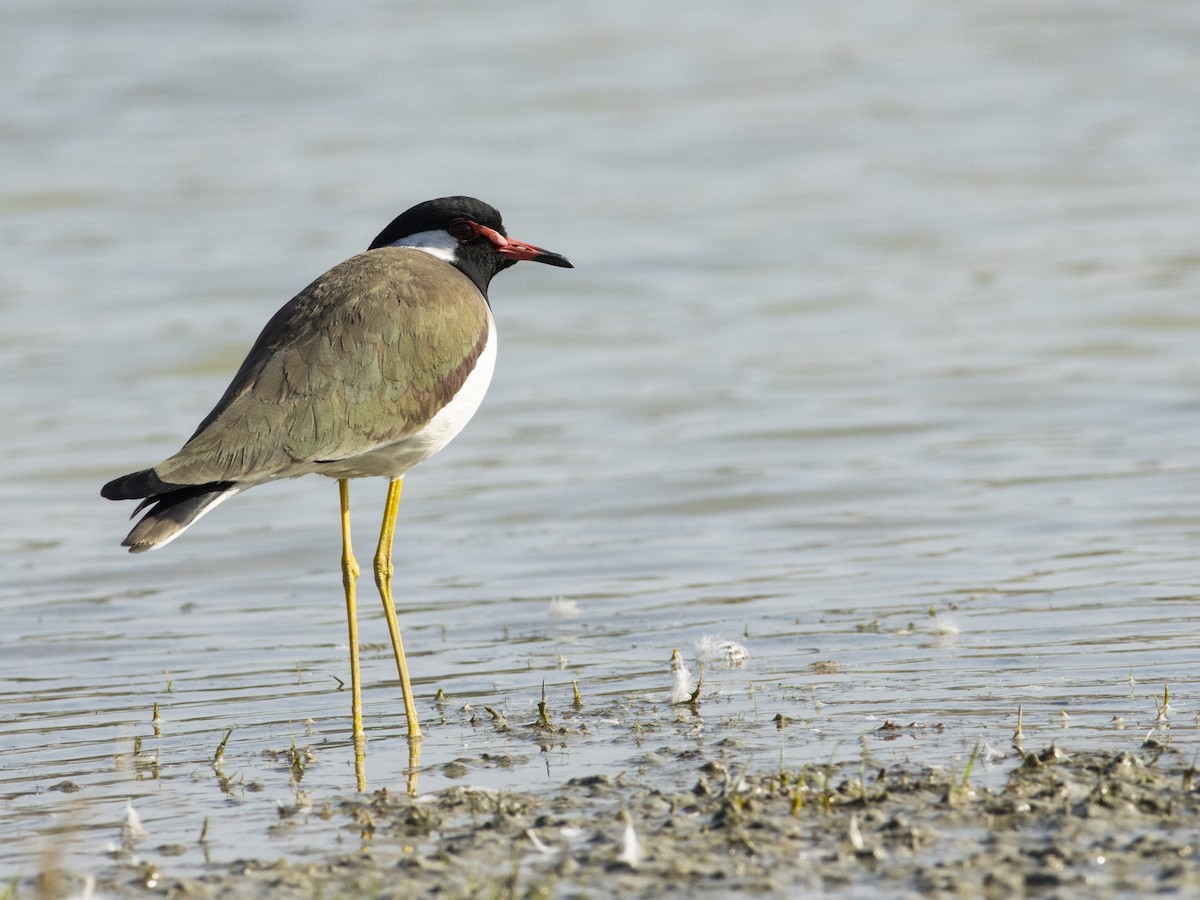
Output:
[{"xmin": 155, "ymin": 248, "xmax": 490, "ymax": 485}]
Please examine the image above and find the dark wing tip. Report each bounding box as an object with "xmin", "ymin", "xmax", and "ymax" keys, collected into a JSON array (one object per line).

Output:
[
  {"xmin": 103, "ymin": 470, "xmax": 151, "ymax": 500},
  {"xmin": 102, "ymin": 469, "xmax": 177, "ymax": 501}
]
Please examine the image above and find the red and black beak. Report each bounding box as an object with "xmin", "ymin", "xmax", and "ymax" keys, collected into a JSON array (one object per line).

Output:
[{"xmin": 478, "ymin": 224, "xmax": 573, "ymax": 268}]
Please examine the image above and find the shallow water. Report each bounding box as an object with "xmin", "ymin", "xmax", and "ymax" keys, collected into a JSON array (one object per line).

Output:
[{"xmin": 3, "ymin": 0, "xmax": 1200, "ymax": 882}]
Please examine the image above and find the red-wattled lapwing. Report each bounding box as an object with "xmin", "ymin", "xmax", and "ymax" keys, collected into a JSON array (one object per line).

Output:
[{"xmin": 102, "ymin": 197, "xmax": 572, "ymax": 782}]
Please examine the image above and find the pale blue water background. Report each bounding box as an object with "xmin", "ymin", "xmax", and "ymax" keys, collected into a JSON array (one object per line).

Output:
[{"xmin": 3, "ymin": 0, "xmax": 1200, "ymax": 882}]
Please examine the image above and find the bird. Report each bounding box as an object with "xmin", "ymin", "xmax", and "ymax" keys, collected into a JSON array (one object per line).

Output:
[{"xmin": 101, "ymin": 196, "xmax": 572, "ymax": 783}]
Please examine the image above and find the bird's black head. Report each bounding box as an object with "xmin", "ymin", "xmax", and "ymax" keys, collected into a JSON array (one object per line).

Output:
[{"xmin": 368, "ymin": 196, "xmax": 572, "ymax": 295}]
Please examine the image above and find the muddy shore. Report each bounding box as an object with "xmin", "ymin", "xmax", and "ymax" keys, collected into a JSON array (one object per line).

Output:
[{"xmin": 29, "ymin": 733, "xmax": 1200, "ymax": 899}]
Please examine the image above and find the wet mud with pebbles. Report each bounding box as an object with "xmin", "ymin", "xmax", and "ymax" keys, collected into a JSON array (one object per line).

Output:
[{"xmin": 32, "ymin": 736, "xmax": 1200, "ymax": 898}]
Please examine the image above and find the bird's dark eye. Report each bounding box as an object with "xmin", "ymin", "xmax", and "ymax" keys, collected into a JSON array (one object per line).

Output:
[{"xmin": 448, "ymin": 219, "xmax": 477, "ymax": 241}]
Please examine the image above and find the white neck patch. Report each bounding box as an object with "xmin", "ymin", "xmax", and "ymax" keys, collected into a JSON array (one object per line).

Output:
[{"xmin": 389, "ymin": 228, "xmax": 458, "ymax": 263}]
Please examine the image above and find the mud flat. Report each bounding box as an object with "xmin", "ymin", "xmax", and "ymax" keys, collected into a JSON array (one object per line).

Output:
[{"xmin": 28, "ymin": 735, "xmax": 1200, "ymax": 899}]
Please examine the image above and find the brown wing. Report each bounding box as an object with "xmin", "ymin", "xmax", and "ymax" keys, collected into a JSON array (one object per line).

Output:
[{"xmin": 153, "ymin": 248, "xmax": 489, "ymax": 486}]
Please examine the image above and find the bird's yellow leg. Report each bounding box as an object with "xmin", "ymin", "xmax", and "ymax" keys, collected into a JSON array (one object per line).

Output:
[
  {"xmin": 374, "ymin": 477, "xmax": 423, "ymax": 741},
  {"xmin": 407, "ymin": 733, "xmax": 421, "ymax": 798},
  {"xmin": 339, "ymin": 478, "xmax": 367, "ymax": 792}
]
